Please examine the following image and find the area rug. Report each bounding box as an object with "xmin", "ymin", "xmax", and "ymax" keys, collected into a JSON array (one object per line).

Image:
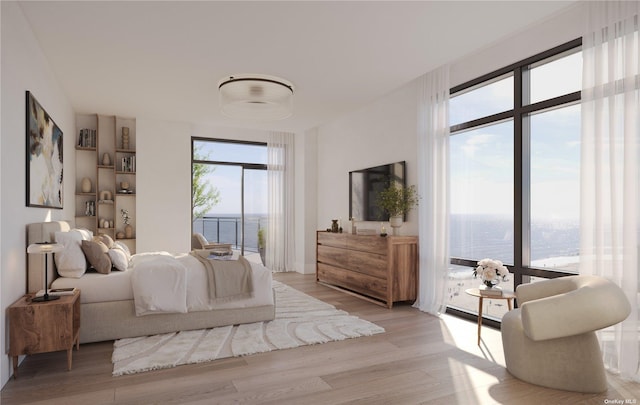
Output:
[{"xmin": 111, "ymin": 281, "xmax": 385, "ymax": 376}]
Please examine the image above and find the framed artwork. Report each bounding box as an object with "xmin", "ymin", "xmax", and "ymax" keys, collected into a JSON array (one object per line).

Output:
[{"xmin": 26, "ymin": 91, "xmax": 63, "ymax": 209}]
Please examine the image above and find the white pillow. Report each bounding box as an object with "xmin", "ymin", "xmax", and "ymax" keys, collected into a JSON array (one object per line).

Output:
[
  {"xmin": 54, "ymin": 229, "xmax": 92, "ymax": 278},
  {"xmin": 108, "ymin": 247, "xmax": 129, "ymax": 271},
  {"xmin": 113, "ymin": 241, "xmax": 131, "ymax": 260}
]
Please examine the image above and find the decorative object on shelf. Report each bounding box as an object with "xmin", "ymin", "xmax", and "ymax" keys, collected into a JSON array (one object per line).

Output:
[
  {"xmin": 218, "ymin": 74, "xmax": 295, "ymax": 121},
  {"xmin": 121, "ymin": 209, "xmax": 133, "ymax": 238},
  {"xmin": 26, "ymin": 91, "xmax": 63, "ymax": 209},
  {"xmin": 81, "ymin": 177, "xmax": 92, "ymax": 193},
  {"xmin": 78, "ymin": 128, "xmax": 96, "ymax": 148},
  {"xmin": 26, "ymin": 242, "xmax": 64, "ymax": 302},
  {"xmin": 120, "ymin": 181, "xmax": 129, "ymax": 191},
  {"xmin": 376, "ymin": 184, "xmax": 419, "ymax": 236},
  {"xmin": 116, "ymin": 231, "xmax": 125, "ymax": 239},
  {"xmin": 331, "ymin": 219, "xmax": 339, "ymax": 233},
  {"xmin": 84, "ymin": 200, "xmax": 95, "ymax": 216},
  {"xmin": 102, "ymin": 153, "xmax": 111, "ymax": 166},
  {"xmin": 121, "ymin": 127, "xmax": 130, "ymax": 149},
  {"xmin": 99, "ymin": 190, "xmax": 113, "ymax": 201},
  {"xmin": 473, "ymin": 258, "xmax": 510, "ymax": 290}
]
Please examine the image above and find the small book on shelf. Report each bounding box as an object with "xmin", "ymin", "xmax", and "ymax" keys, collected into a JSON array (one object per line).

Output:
[
  {"xmin": 479, "ymin": 286, "xmax": 503, "ymax": 297},
  {"xmin": 35, "ymin": 287, "xmax": 77, "ymax": 297}
]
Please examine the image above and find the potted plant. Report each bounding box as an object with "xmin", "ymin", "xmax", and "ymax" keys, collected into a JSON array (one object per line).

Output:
[
  {"xmin": 376, "ymin": 183, "xmax": 419, "ymax": 235},
  {"xmin": 257, "ymin": 228, "xmax": 266, "ymax": 266}
]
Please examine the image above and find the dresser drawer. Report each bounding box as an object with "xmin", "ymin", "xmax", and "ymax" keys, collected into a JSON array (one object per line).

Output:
[
  {"xmin": 346, "ymin": 235, "xmax": 388, "ymax": 255},
  {"xmin": 317, "ymin": 245, "xmax": 348, "ymax": 268},
  {"xmin": 347, "ymin": 249, "xmax": 387, "ymax": 279},
  {"xmin": 317, "ymin": 232, "xmax": 347, "ymax": 249},
  {"xmin": 317, "ymin": 263, "xmax": 387, "ymax": 301}
]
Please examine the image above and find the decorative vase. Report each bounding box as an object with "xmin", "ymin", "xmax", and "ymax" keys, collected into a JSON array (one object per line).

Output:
[
  {"xmin": 121, "ymin": 127, "xmax": 130, "ymax": 149},
  {"xmin": 331, "ymin": 219, "xmax": 339, "ymax": 233},
  {"xmin": 481, "ymin": 275, "xmax": 501, "ymax": 289},
  {"xmin": 81, "ymin": 177, "xmax": 92, "ymax": 193},
  {"xmin": 389, "ymin": 215, "xmax": 403, "ymax": 236},
  {"xmin": 125, "ymin": 224, "xmax": 133, "ymax": 239},
  {"xmin": 102, "ymin": 153, "xmax": 111, "ymax": 166}
]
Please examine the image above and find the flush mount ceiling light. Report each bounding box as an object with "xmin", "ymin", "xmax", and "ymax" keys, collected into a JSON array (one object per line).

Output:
[{"xmin": 218, "ymin": 74, "xmax": 295, "ymax": 121}]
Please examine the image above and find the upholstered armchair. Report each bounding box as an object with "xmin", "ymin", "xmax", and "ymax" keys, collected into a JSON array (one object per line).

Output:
[
  {"xmin": 191, "ymin": 233, "xmax": 231, "ymax": 251},
  {"xmin": 501, "ymin": 275, "xmax": 631, "ymax": 393}
]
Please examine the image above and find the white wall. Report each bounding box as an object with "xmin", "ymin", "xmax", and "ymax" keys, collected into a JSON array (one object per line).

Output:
[
  {"xmin": 316, "ymin": 81, "xmax": 420, "ymax": 237},
  {"xmin": 1, "ymin": 2, "xmax": 75, "ymax": 386},
  {"xmin": 135, "ymin": 119, "xmax": 192, "ymax": 253}
]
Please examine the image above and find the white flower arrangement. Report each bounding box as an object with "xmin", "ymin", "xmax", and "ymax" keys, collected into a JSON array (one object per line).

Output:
[
  {"xmin": 120, "ymin": 209, "xmax": 130, "ymax": 225},
  {"xmin": 474, "ymin": 258, "xmax": 510, "ymax": 286}
]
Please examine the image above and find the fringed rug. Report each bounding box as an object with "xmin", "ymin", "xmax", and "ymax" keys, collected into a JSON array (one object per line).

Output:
[{"xmin": 112, "ymin": 281, "xmax": 385, "ymax": 376}]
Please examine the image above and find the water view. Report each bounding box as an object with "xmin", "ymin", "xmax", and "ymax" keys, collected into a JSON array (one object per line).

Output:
[{"xmin": 447, "ymin": 214, "xmax": 579, "ymax": 319}]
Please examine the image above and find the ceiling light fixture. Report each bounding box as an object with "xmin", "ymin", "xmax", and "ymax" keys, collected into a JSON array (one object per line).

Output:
[{"xmin": 218, "ymin": 74, "xmax": 294, "ymax": 121}]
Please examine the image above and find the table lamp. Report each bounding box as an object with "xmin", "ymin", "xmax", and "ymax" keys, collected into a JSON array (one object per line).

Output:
[{"xmin": 27, "ymin": 242, "xmax": 64, "ymax": 302}]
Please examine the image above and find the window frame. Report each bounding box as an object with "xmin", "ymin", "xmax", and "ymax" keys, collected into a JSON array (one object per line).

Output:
[{"xmin": 447, "ymin": 38, "xmax": 582, "ymax": 324}]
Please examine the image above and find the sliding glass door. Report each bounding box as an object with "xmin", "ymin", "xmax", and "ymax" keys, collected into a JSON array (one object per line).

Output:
[{"xmin": 192, "ymin": 138, "xmax": 267, "ymax": 262}]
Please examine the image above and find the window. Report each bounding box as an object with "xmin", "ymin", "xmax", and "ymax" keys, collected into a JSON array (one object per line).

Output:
[
  {"xmin": 447, "ymin": 39, "xmax": 582, "ymax": 322},
  {"xmin": 192, "ymin": 138, "xmax": 267, "ymax": 263}
]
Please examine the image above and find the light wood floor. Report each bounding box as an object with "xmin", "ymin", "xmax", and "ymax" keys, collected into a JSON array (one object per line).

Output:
[{"xmin": 2, "ymin": 272, "xmax": 639, "ymax": 404}]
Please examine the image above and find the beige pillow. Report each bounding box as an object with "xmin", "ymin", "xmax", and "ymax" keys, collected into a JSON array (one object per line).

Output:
[
  {"xmin": 95, "ymin": 234, "xmax": 114, "ymax": 249},
  {"xmin": 81, "ymin": 240, "xmax": 112, "ymax": 274}
]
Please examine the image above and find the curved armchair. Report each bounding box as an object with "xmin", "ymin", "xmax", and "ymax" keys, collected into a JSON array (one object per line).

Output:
[
  {"xmin": 191, "ymin": 233, "xmax": 231, "ymax": 251},
  {"xmin": 501, "ymin": 275, "xmax": 631, "ymax": 393}
]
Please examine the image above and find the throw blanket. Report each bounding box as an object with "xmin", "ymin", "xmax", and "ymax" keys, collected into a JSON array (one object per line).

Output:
[{"xmin": 190, "ymin": 253, "xmax": 254, "ymax": 304}]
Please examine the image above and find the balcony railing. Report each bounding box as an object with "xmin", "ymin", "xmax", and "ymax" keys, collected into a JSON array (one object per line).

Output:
[{"xmin": 193, "ymin": 215, "xmax": 267, "ymax": 253}]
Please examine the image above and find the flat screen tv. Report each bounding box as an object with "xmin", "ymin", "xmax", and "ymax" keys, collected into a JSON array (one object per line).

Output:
[{"xmin": 349, "ymin": 161, "xmax": 406, "ymax": 221}]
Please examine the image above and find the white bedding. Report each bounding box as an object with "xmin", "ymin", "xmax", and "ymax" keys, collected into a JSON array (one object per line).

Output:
[{"xmin": 51, "ymin": 252, "xmax": 274, "ymax": 313}]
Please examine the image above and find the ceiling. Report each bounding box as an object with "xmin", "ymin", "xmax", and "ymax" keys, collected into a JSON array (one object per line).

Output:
[{"xmin": 18, "ymin": 1, "xmax": 576, "ymax": 134}]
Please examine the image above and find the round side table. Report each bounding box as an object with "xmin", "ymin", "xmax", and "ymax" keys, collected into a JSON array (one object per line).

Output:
[{"xmin": 465, "ymin": 288, "xmax": 516, "ymax": 345}]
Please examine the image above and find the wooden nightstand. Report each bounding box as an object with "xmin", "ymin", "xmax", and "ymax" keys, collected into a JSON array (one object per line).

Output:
[{"xmin": 8, "ymin": 290, "xmax": 80, "ymax": 378}]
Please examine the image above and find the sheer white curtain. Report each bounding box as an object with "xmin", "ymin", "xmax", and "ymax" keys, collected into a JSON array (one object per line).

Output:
[
  {"xmin": 581, "ymin": 1, "xmax": 639, "ymax": 380},
  {"xmin": 267, "ymin": 131, "xmax": 295, "ymax": 272},
  {"xmin": 413, "ymin": 65, "xmax": 451, "ymax": 315}
]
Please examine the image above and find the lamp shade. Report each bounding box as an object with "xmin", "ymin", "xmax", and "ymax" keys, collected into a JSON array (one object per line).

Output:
[
  {"xmin": 218, "ymin": 74, "xmax": 294, "ymax": 120},
  {"xmin": 27, "ymin": 242, "xmax": 64, "ymax": 254}
]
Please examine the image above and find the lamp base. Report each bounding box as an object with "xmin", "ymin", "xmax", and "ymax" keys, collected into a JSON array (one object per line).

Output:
[{"xmin": 32, "ymin": 295, "xmax": 60, "ymax": 303}]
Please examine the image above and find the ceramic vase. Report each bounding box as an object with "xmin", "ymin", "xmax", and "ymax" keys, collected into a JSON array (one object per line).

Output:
[
  {"xmin": 81, "ymin": 177, "xmax": 92, "ymax": 193},
  {"xmin": 389, "ymin": 215, "xmax": 403, "ymax": 236},
  {"xmin": 125, "ymin": 224, "xmax": 133, "ymax": 238}
]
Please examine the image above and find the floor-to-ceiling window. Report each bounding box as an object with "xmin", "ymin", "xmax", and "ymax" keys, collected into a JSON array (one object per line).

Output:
[
  {"xmin": 191, "ymin": 138, "xmax": 267, "ymax": 261},
  {"xmin": 446, "ymin": 39, "xmax": 582, "ymax": 323}
]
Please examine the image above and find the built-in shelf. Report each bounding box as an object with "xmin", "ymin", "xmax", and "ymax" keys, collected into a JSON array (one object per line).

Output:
[{"xmin": 75, "ymin": 114, "xmax": 136, "ymax": 253}]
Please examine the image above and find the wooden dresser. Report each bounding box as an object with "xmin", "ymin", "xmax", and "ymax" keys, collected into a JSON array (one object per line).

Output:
[{"xmin": 316, "ymin": 231, "xmax": 418, "ymax": 308}]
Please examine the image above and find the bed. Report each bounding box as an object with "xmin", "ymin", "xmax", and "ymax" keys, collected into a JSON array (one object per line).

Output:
[{"xmin": 26, "ymin": 221, "xmax": 275, "ymax": 344}]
